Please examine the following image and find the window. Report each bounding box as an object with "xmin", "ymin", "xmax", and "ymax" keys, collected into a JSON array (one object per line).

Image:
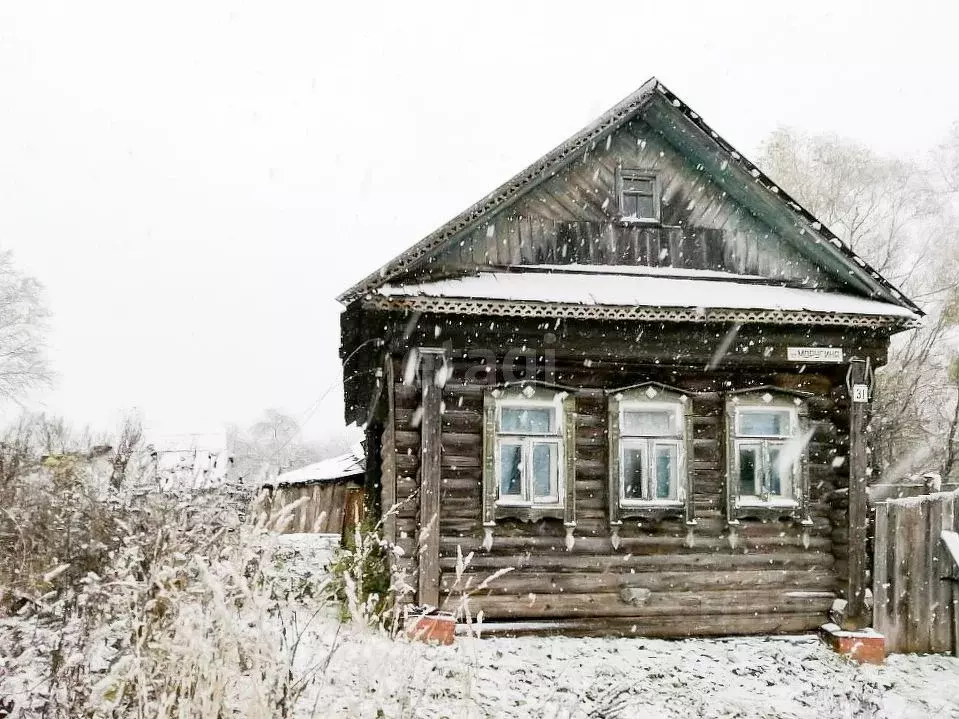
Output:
[
  {"xmin": 496, "ymin": 405, "xmax": 561, "ymax": 505},
  {"xmin": 608, "ymin": 385, "xmax": 694, "ymax": 526},
  {"xmin": 617, "ymin": 170, "xmax": 660, "ymax": 222},
  {"xmin": 734, "ymin": 408, "xmax": 794, "ymax": 501},
  {"xmin": 482, "ymin": 386, "xmax": 576, "ymax": 525},
  {"xmin": 725, "ymin": 389, "xmax": 812, "ymax": 524}
]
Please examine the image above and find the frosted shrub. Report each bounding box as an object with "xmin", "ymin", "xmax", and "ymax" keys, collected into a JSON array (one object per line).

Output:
[
  {"xmin": 325, "ymin": 517, "xmax": 405, "ymax": 629},
  {"xmin": 0, "ymin": 447, "xmax": 339, "ymax": 718}
]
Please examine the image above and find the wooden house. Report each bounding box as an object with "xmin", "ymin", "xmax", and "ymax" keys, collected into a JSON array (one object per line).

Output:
[{"xmin": 337, "ymin": 78, "xmax": 922, "ymax": 636}]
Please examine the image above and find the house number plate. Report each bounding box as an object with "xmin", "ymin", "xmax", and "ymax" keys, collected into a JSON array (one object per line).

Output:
[
  {"xmin": 853, "ymin": 384, "xmax": 869, "ymax": 403},
  {"xmin": 786, "ymin": 347, "xmax": 844, "ymax": 363}
]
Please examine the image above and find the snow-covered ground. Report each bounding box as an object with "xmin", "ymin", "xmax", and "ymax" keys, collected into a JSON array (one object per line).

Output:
[
  {"xmin": 3, "ymin": 531, "xmax": 956, "ymax": 718},
  {"xmin": 303, "ymin": 628, "xmax": 957, "ymax": 718},
  {"xmin": 271, "ymin": 536, "xmax": 959, "ymax": 719}
]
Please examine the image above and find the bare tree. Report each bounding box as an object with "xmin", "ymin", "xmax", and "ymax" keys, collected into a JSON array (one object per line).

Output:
[
  {"xmin": 110, "ymin": 413, "xmax": 143, "ymax": 490},
  {"xmin": 0, "ymin": 250, "xmax": 51, "ymax": 402},
  {"xmin": 227, "ymin": 408, "xmax": 324, "ymax": 483},
  {"xmin": 943, "ymin": 356, "xmax": 959, "ymax": 479},
  {"xmin": 935, "ymin": 121, "xmax": 959, "ymax": 193},
  {"xmin": 759, "ymin": 128, "xmax": 959, "ymax": 481}
]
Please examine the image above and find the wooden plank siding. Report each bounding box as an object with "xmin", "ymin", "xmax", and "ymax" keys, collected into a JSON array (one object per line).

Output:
[
  {"xmin": 259, "ymin": 481, "xmax": 359, "ymax": 535},
  {"xmin": 384, "ymin": 348, "xmax": 852, "ymax": 632},
  {"xmin": 426, "ymin": 118, "xmax": 839, "ymax": 291}
]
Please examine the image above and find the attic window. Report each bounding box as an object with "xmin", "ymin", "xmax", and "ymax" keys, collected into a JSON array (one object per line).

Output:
[{"xmin": 617, "ymin": 170, "xmax": 660, "ymax": 223}]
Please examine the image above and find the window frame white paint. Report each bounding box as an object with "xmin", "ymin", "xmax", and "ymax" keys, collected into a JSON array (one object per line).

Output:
[
  {"xmin": 724, "ymin": 389, "xmax": 813, "ymax": 526},
  {"xmin": 731, "ymin": 405, "xmax": 799, "ymax": 506},
  {"xmin": 617, "ymin": 400, "xmax": 685, "ymax": 507},
  {"xmin": 608, "ymin": 385, "xmax": 695, "ymax": 528},
  {"xmin": 493, "ymin": 395, "xmax": 566, "ymax": 509}
]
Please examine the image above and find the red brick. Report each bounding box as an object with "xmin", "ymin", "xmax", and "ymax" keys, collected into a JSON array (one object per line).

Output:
[
  {"xmin": 820, "ymin": 623, "xmax": 886, "ymax": 664},
  {"xmin": 406, "ymin": 614, "xmax": 456, "ymax": 646}
]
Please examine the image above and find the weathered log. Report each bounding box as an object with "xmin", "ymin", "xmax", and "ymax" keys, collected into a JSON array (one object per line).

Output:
[{"xmin": 442, "ymin": 589, "xmax": 835, "ymax": 619}]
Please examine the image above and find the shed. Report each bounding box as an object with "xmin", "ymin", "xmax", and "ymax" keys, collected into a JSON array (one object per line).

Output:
[
  {"xmin": 337, "ymin": 78, "xmax": 921, "ymax": 636},
  {"xmin": 259, "ymin": 448, "xmax": 366, "ymax": 535}
]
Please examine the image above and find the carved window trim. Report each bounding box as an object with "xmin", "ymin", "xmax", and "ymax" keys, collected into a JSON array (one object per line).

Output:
[
  {"xmin": 482, "ymin": 386, "xmax": 576, "ymax": 526},
  {"xmin": 724, "ymin": 388, "xmax": 813, "ymax": 525},
  {"xmin": 608, "ymin": 384, "xmax": 694, "ymax": 526}
]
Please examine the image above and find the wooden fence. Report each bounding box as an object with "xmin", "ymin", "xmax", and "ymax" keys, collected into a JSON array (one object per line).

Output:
[{"xmin": 873, "ymin": 489, "xmax": 959, "ymax": 653}]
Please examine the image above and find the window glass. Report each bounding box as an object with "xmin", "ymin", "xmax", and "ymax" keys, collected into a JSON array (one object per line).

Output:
[
  {"xmin": 501, "ymin": 407, "xmax": 553, "ymax": 433},
  {"xmin": 625, "ymin": 178, "xmax": 654, "ymax": 195},
  {"xmin": 499, "ymin": 443, "xmax": 523, "ymax": 497},
  {"xmin": 739, "ymin": 410, "xmax": 791, "ymax": 437},
  {"xmin": 738, "ymin": 444, "xmax": 758, "ymax": 496},
  {"xmin": 622, "ymin": 192, "xmax": 655, "ymax": 219},
  {"xmin": 635, "ymin": 194, "xmax": 655, "ymax": 219},
  {"xmin": 531, "ymin": 443, "xmax": 557, "ymax": 500},
  {"xmin": 654, "ymin": 444, "xmax": 676, "ymax": 499},
  {"xmin": 767, "ymin": 446, "xmax": 782, "ymax": 495},
  {"xmin": 622, "ymin": 446, "xmax": 645, "ymax": 500},
  {"xmin": 622, "ymin": 409, "xmax": 675, "ymax": 436}
]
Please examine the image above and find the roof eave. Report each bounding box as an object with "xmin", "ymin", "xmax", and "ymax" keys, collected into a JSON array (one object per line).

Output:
[{"xmin": 364, "ymin": 293, "xmax": 919, "ymax": 330}]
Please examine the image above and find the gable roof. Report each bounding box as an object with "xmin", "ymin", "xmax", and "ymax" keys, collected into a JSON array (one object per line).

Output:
[{"xmin": 337, "ymin": 78, "xmax": 921, "ymax": 316}]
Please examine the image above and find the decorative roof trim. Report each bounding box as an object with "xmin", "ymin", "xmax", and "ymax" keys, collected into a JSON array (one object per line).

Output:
[
  {"xmin": 647, "ymin": 86, "xmax": 920, "ymax": 314},
  {"xmin": 338, "ymin": 77, "xmax": 921, "ymax": 315},
  {"xmin": 365, "ymin": 294, "xmax": 917, "ymax": 330}
]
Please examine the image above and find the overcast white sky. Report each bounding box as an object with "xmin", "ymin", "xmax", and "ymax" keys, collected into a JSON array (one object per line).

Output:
[{"xmin": 1, "ymin": 1, "xmax": 958, "ymax": 443}]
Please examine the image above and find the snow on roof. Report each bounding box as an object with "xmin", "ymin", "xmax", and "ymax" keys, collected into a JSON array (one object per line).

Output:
[
  {"xmin": 378, "ymin": 270, "xmax": 918, "ymax": 319},
  {"xmin": 272, "ymin": 449, "xmax": 365, "ymax": 487}
]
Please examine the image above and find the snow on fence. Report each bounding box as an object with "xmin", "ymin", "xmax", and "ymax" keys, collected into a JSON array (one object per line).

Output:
[{"xmin": 872, "ymin": 488, "xmax": 959, "ymax": 654}]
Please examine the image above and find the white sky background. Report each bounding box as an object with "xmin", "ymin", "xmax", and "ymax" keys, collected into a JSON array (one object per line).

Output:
[{"xmin": 1, "ymin": 0, "xmax": 958, "ymax": 443}]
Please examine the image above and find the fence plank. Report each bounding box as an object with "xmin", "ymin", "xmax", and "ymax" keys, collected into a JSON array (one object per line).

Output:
[
  {"xmin": 906, "ymin": 500, "xmax": 929, "ymax": 652},
  {"xmin": 872, "ymin": 502, "xmax": 891, "ymax": 639},
  {"xmin": 930, "ymin": 498, "xmax": 951, "ymax": 652}
]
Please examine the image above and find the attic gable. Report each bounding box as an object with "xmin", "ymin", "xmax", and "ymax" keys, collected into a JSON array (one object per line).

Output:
[
  {"xmin": 338, "ymin": 79, "xmax": 920, "ymax": 316},
  {"xmin": 426, "ymin": 115, "xmax": 838, "ymax": 290}
]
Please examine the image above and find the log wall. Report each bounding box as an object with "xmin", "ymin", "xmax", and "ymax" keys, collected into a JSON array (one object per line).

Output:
[{"xmin": 381, "ymin": 349, "xmax": 857, "ymax": 635}]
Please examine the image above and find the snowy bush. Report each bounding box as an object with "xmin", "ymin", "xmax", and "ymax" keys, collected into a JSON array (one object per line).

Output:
[
  {"xmin": 0, "ymin": 416, "xmax": 335, "ymax": 718},
  {"xmin": 325, "ymin": 517, "xmax": 407, "ymax": 629}
]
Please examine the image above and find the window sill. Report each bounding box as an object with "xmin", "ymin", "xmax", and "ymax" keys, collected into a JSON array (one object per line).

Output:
[
  {"xmin": 621, "ymin": 500, "xmax": 683, "ymax": 508},
  {"xmin": 737, "ymin": 498, "xmax": 798, "ymax": 509},
  {"xmin": 728, "ymin": 500, "xmax": 809, "ymax": 525},
  {"xmin": 617, "ymin": 216, "xmax": 660, "ymax": 226}
]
